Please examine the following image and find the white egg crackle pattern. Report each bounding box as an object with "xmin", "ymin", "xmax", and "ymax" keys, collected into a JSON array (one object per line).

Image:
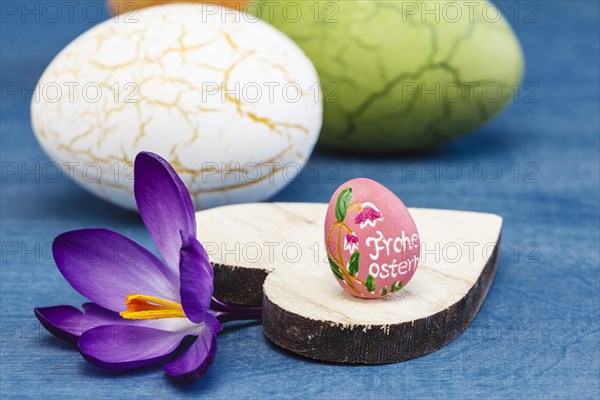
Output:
[{"xmin": 32, "ymin": 4, "xmax": 323, "ymax": 210}]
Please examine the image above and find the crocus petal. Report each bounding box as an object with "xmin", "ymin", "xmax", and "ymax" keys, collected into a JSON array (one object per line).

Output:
[
  {"xmin": 179, "ymin": 231, "xmax": 213, "ymax": 323},
  {"xmin": 80, "ymin": 303, "xmax": 183, "ymax": 332},
  {"xmin": 36, "ymin": 303, "xmax": 198, "ymax": 345},
  {"xmin": 163, "ymin": 314, "xmax": 221, "ymax": 382},
  {"xmin": 35, "ymin": 303, "xmax": 136, "ymax": 343},
  {"xmin": 79, "ymin": 325, "xmax": 187, "ymax": 370},
  {"xmin": 79, "ymin": 303, "xmax": 198, "ymax": 334},
  {"xmin": 34, "ymin": 306, "xmax": 85, "ymax": 344},
  {"xmin": 53, "ymin": 229, "xmax": 179, "ymax": 313},
  {"xmin": 134, "ymin": 152, "xmax": 197, "ymax": 272},
  {"xmin": 35, "ymin": 303, "xmax": 134, "ymax": 344}
]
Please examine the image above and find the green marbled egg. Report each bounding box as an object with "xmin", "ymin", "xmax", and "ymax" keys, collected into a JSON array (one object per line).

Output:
[{"xmin": 251, "ymin": 0, "xmax": 524, "ymax": 151}]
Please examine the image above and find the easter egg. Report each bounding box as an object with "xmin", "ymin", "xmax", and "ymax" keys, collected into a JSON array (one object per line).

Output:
[
  {"xmin": 108, "ymin": 0, "xmax": 248, "ymax": 15},
  {"xmin": 251, "ymin": 0, "xmax": 524, "ymax": 151},
  {"xmin": 31, "ymin": 4, "xmax": 322, "ymax": 210},
  {"xmin": 324, "ymin": 178, "xmax": 420, "ymax": 298}
]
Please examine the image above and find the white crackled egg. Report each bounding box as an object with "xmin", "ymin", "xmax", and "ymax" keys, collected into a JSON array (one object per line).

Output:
[{"xmin": 31, "ymin": 4, "xmax": 322, "ymax": 210}]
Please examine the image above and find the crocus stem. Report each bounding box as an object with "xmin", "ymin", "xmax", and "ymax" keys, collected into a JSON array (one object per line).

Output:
[
  {"xmin": 214, "ymin": 310, "xmax": 263, "ymax": 324},
  {"xmin": 210, "ymin": 297, "xmax": 262, "ymax": 324},
  {"xmin": 211, "ymin": 297, "xmax": 262, "ymax": 314}
]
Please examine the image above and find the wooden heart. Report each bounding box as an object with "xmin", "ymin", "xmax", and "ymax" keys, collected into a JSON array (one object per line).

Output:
[{"xmin": 196, "ymin": 203, "xmax": 502, "ymax": 364}]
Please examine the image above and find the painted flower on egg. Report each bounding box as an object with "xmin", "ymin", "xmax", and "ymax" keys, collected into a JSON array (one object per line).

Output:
[
  {"xmin": 343, "ymin": 233, "xmax": 359, "ymax": 253},
  {"xmin": 34, "ymin": 152, "xmax": 261, "ymax": 383},
  {"xmin": 326, "ymin": 189, "xmax": 382, "ymax": 296},
  {"xmin": 354, "ymin": 202, "xmax": 383, "ymax": 228}
]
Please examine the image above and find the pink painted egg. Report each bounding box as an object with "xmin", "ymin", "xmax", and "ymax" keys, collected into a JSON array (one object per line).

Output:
[{"xmin": 324, "ymin": 178, "xmax": 420, "ymax": 298}]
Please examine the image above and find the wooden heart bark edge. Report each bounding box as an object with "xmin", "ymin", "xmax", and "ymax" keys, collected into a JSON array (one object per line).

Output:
[
  {"xmin": 261, "ymin": 236, "xmax": 500, "ymax": 364},
  {"xmin": 212, "ymin": 263, "xmax": 267, "ymax": 306}
]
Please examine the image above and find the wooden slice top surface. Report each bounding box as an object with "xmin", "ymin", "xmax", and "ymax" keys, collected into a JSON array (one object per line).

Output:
[{"xmin": 197, "ymin": 203, "xmax": 502, "ymax": 326}]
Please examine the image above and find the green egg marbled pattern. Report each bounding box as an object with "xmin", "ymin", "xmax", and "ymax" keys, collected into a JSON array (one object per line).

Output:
[{"xmin": 252, "ymin": 0, "xmax": 524, "ymax": 151}]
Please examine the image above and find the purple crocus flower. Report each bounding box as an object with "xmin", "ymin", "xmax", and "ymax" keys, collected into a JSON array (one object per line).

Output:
[{"xmin": 34, "ymin": 152, "xmax": 260, "ymax": 382}]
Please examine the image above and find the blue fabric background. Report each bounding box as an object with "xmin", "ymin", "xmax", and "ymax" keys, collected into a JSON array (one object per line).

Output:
[{"xmin": 1, "ymin": 1, "xmax": 598, "ymax": 398}]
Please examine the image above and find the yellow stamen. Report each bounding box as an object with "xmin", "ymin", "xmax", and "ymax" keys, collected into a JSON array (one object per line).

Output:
[{"xmin": 119, "ymin": 294, "xmax": 186, "ymax": 320}]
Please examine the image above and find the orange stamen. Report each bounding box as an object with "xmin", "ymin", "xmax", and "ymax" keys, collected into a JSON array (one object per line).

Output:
[{"xmin": 119, "ymin": 294, "xmax": 186, "ymax": 320}]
